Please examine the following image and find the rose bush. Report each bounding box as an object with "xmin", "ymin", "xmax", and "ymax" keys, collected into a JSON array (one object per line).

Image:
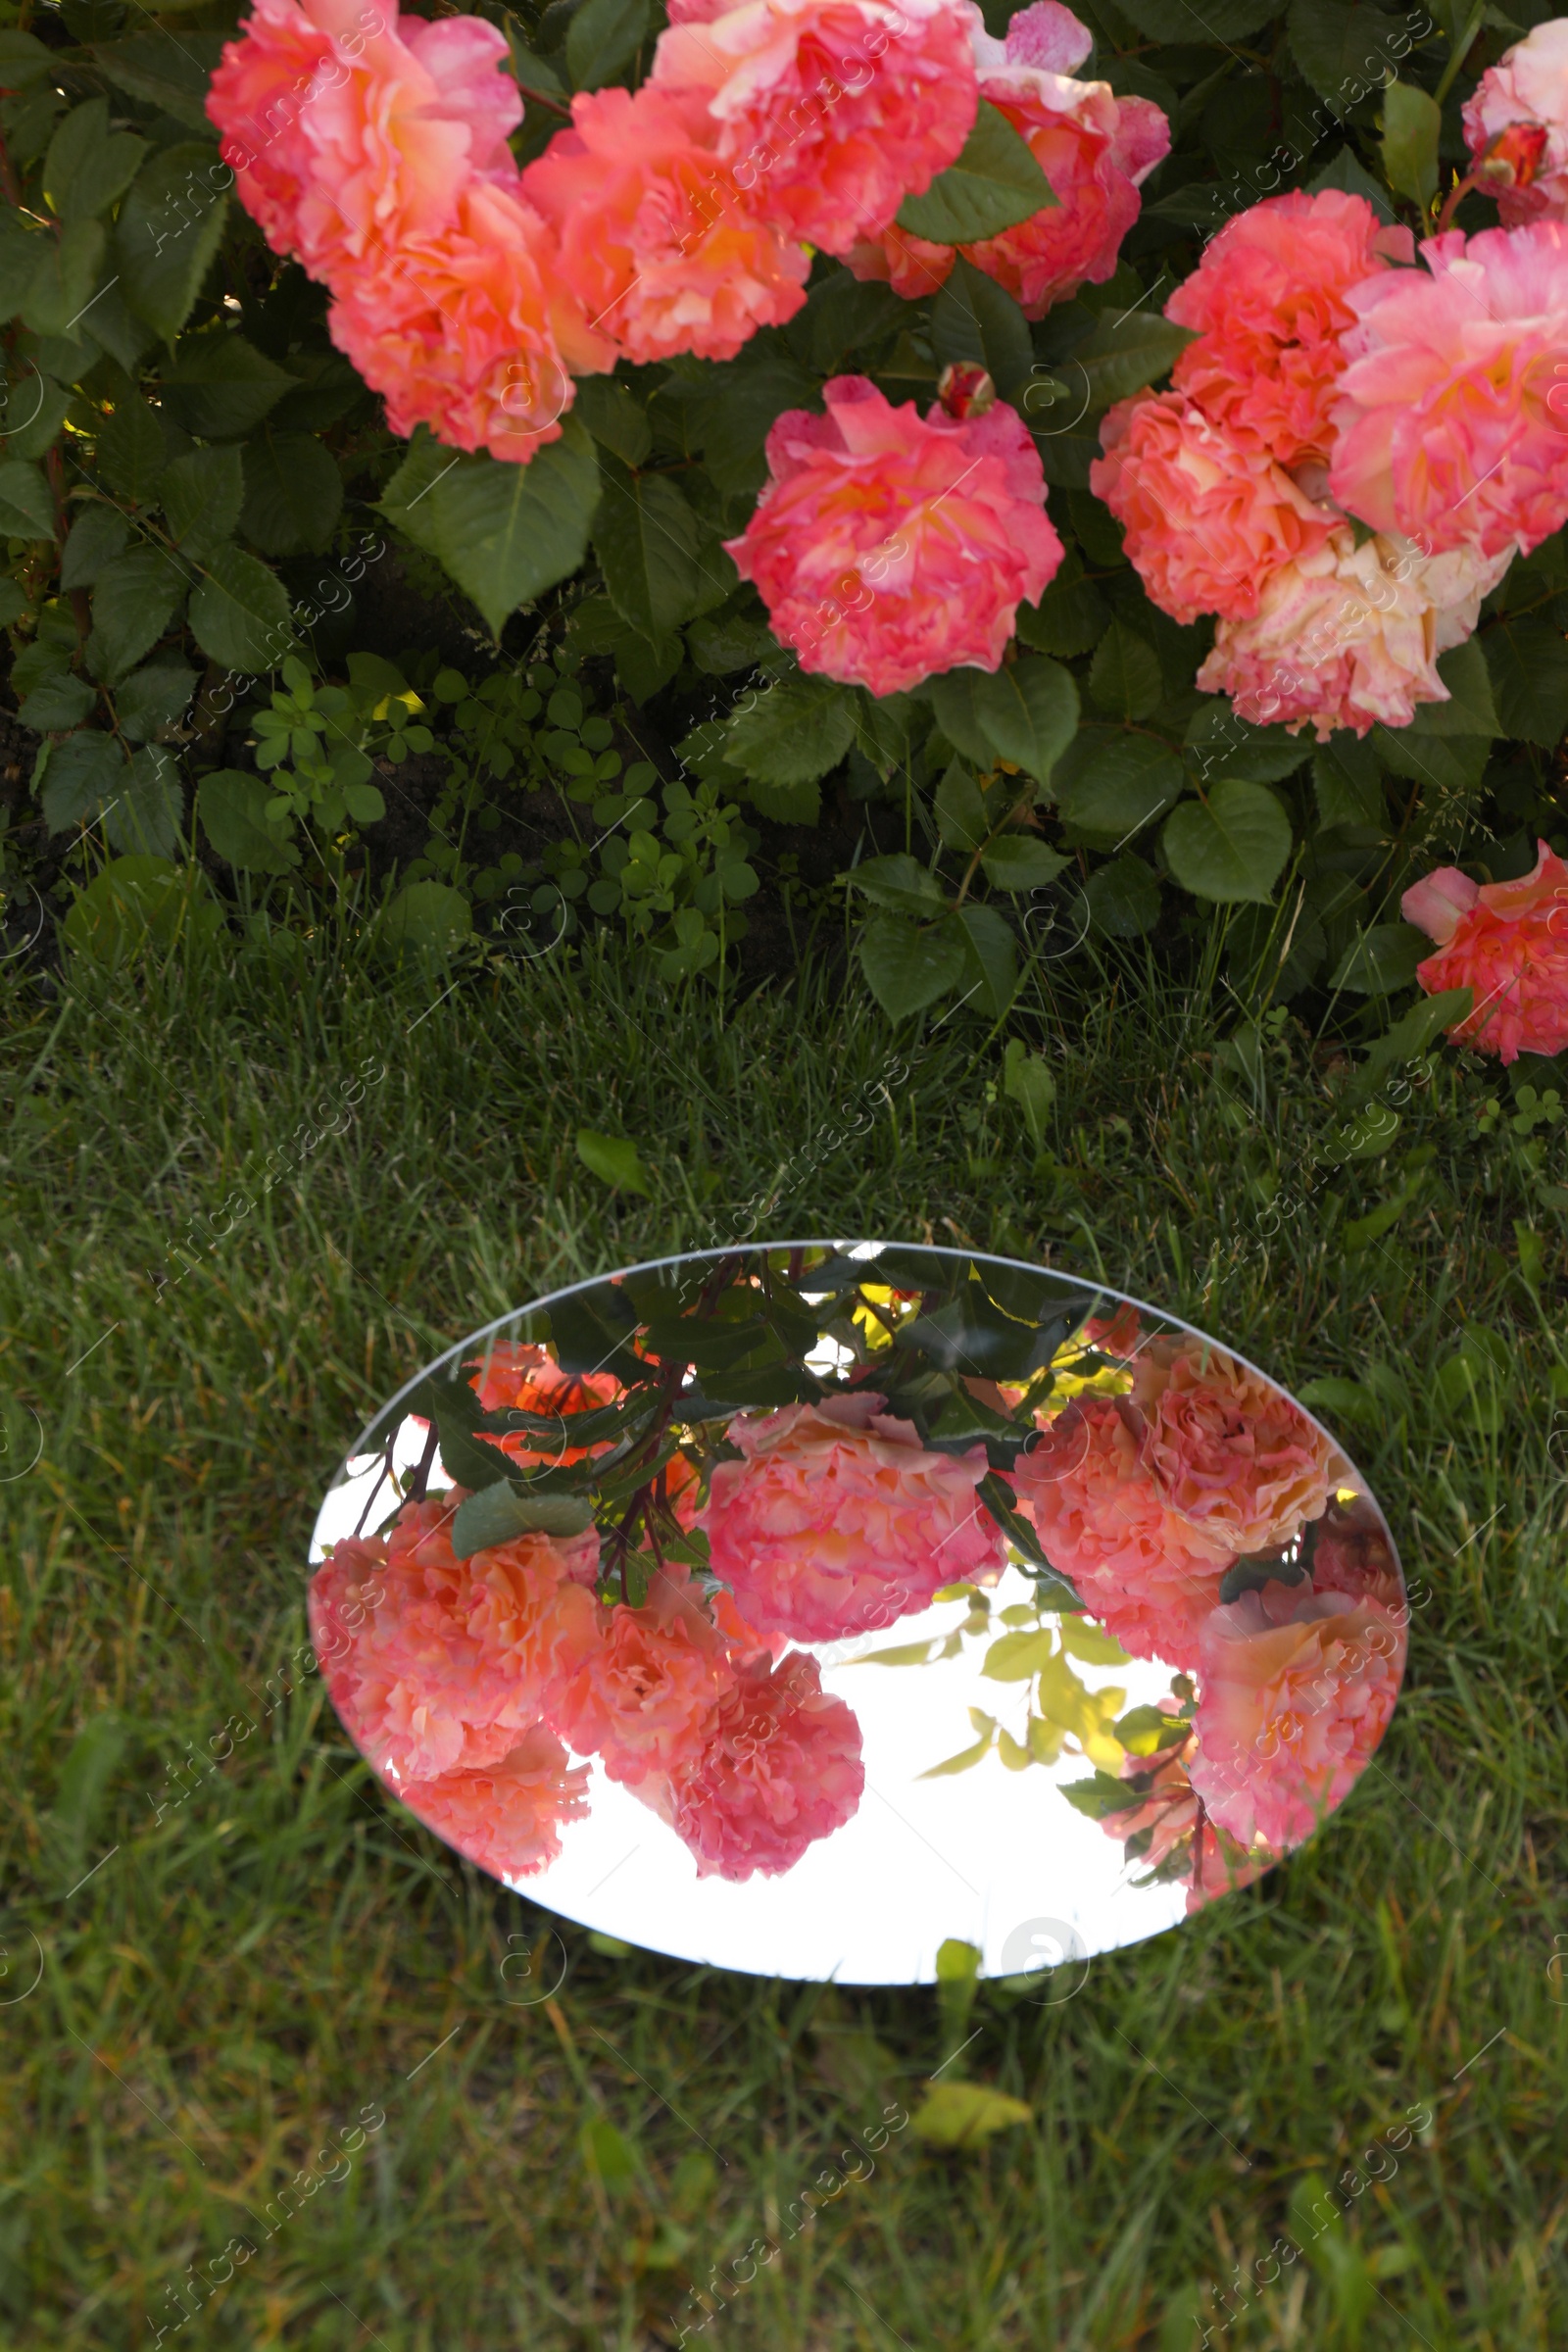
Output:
[{"xmin": 2, "ymin": 0, "xmax": 1566, "ymax": 1034}]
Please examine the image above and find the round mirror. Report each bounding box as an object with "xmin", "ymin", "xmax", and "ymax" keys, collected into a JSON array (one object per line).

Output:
[{"xmin": 308, "ymin": 1244, "xmax": 1405, "ymax": 1985}]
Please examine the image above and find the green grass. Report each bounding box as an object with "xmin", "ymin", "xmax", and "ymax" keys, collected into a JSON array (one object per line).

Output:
[{"xmin": 2, "ymin": 913, "xmax": 1564, "ymax": 2352}]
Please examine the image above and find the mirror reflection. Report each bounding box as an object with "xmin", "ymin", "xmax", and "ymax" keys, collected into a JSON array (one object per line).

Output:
[{"xmin": 308, "ymin": 1245, "xmax": 1405, "ymax": 1984}]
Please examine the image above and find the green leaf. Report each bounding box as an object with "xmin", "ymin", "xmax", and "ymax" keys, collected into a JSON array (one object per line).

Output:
[
  {"xmin": 930, "ymin": 256, "xmax": 1032, "ymax": 397},
  {"xmin": 103, "ymin": 744, "xmax": 182, "ymax": 858},
  {"xmin": 1307, "ymin": 143, "xmax": 1397, "ymax": 223},
  {"xmin": 929, "ymin": 658, "xmax": 1078, "ymax": 783},
  {"xmin": 40, "ymin": 729, "xmax": 122, "ymax": 832},
  {"xmin": 81, "ymin": 278, "xmax": 158, "ymax": 377},
  {"xmin": 1016, "ymin": 572, "xmax": 1110, "ymax": 660},
  {"xmin": 96, "ymin": 396, "xmax": 167, "ymax": 503},
  {"xmin": 117, "ymin": 662, "xmax": 196, "ymax": 744},
  {"xmin": 0, "ymin": 458, "xmax": 56, "ymax": 538},
  {"xmin": 238, "ymin": 429, "xmax": 343, "ymax": 558},
  {"xmin": 87, "ymin": 545, "xmax": 186, "ymax": 682},
  {"xmin": 896, "ymin": 101, "xmax": 1056, "ymax": 244},
  {"xmin": 451, "ymin": 1480, "xmax": 595, "ymax": 1558},
  {"xmin": 116, "ymin": 142, "xmax": 229, "ymax": 340},
  {"xmin": 571, "ymin": 376, "xmax": 653, "ymax": 470},
  {"xmin": 60, "ymin": 505, "xmax": 130, "ymax": 589},
  {"xmin": 62, "ymin": 854, "xmax": 224, "ymax": 963},
  {"xmin": 0, "ymin": 215, "xmax": 44, "ymax": 323},
  {"xmin": 1003, "ymin": 1036, "xmax": 1055, "ymax": 1143},
  {"xmin": 576, "ymin": 1129, "xmax": 653, "ymax": 1195},
  {"xmin": 845, "ymin": 852, "xmax": 949, "ymax": 914},
  {"xmin": 382, "ymin": 420, "xmax": 604, "ymax": 638},
  {"xmin": 1085, "ymin": 852, "xmax": 1162, "ymax": 936},
  {"xmin": 1382, "ymin": 78, "xmax": 1442, "ymax": 212},
  {"xmin": 380, "ymin": 878, "xmax": 474, "ymax": 959},
  {"xmin": 918, "ymin": 1729, "xmax": 997, "ymax": 1780},
  {"xmin": 955, "ymin": 900, "xmax": 1017, "ymax": 1016},
  {"xmin": 1, "ymin": 372, "xmax": 70, "ymax": 465},
  {"xmin": 1313, "ymin": 734, "xmax": 1386, "ymax": 829},
  {"xmin": 20, "ymin": 672, "xmax": 96, "ymax": 734},
  {"xmin": 161, "ymin": 444, "xmax": 244, "ymax": 562},
  {"xmin": 188, "ymin": 544, "xmax": 294, "ymax": 672},
  {"xmin": 43, "ymin": 98, "xmax": 147, "ymax": 221},
  {"xmin": 196, "ymin": 768, "xmax": 299, "ymax": 873},
  {"xmin": 566, "ymin": 0, "xmax": 652, "ymax": 87},
  {"xmin": 1118, "ymin": 0, "xmax": 1276, "ymax": 32},
  {"xmin": 1289, "ymin": 0, "xmax": 1408, "ymax": 104},
  {"xmin": 934, "ymin": 760, "xmax": 989, "ymax": 853},
  {"xmin": 1074, "ymin": 311, "xmax": 1198, "ymax": 413},
  {"xmin": 1089, "ymin": 621, "xmax": 1162, "ymax": 722},
  {"xmin": 1162, "ymin": 779, "xmax": 1293, "ymax": 904},
  {"xmin": 908, "ymin": 2082, "xmax": 1032, "ymax": 2148},
  {"xmin": 724, "ymin": 670, "xmax": 857, "ymax": 787},
  {"xmin": 981, "ymin": 835, "xmax": 1070, "ymax": 892},
  {"xmin": 1184, "ymin": 701, "xmax": 1315, "ymax": 782},
  {"xmin": 688, "ymin": 344, "xmax": 818, "ymax": 500},
  {"xmin": 89, "ymin": 33, "xmax": 228, "ymax": 127},
  {"xmin": 1411, "ymin": 637, "xmax": 1500, "ymax": 740},
  {"xmin": 160, "ymin": 335, "xmax": 293, "ymax": 440},
  {"xmin": 1328, "ymin": 922, "xmax": 1428, "ymax": 995},
  {"xmin": 1484, "ymin": 615, "xmax": 1568, "ymax": 749},
  {"xmin": 22, "ymin": 219, "xmax": 105, "ymax": 338},
  {"xmin": 859, "ymin": 910, "xmax": 966, "ymax": 1020},
  {"xmin": 792, "ymin": 270, "xmax": 906, "ymax": 376},
  {"xmin": 747, "ymin": 775, "xmax": 823, "ymax": 823},
  {"xmin": 1372, "ymin": 726, "xmax": 1491, "ymax": 792},
  {"xmin": 1054, "ymin": 730, "xmax": 1184, "ymax": 843},
  {"xmin": 594, "ymin": 452, "xmax": 710, "ymax": 638},
  {"xmin": 984, "ymin": 1626, "xmax": 1057, "ymax": 1680},
  {"xmin": 0, "ymin": 30, "xmax": 53, "ymax": 84}
]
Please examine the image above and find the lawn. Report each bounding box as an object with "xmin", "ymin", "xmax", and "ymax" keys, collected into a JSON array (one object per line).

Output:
[{"xmin": 2, "ymin": 915, "xmax": 1563, "ymax": 2351}]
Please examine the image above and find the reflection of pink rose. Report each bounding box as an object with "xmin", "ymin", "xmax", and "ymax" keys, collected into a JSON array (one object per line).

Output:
[
  {"xmin": 701, "ymin": 1389, "xmax": 1005, "ymax": 1642},
  {"xmin": 647, "ymin": 1651, "xmax": 864, "ymax": 1880},
  {"xmin": 1130, "ymin": 1337, "xmax": 1349, "ymax": 1559},
  {"xmin": 1401, "ymin": 838, "xmax": 1568, "ymax": 1063},
  {"xmin": 308, "ymin": 1495, "xmax": 601, "ymax": 1782},
  {"xmin": 1309, "ymin": 1497, "xmax": 1403, "ymax": 1614},
  {"xmin": 550, "ymin": 1567, "xmax": 736, "ymax": 1788},
  {"xmin": 396, "ymin": 1727, "xmax": 590, "ymax": 1879},
  {"xmin": 1011, "ymin": 1396, "xmax": 1232, "ymax": 1669},
  {"xmin": 1189, "ymin": 1583, "xmax": 1404, "ymax": 1850}
]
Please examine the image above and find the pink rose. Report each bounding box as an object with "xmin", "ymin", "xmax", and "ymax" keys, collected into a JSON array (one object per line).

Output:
[
  {"xmin": 1330, "ymin": 221, "xmax": 1568, "ymax": 561},
  {"xmin": 1011, "ymin": 1396, "xmax": 1233, "ymax": 1670},
  {"xmin": 1090, "ymin": 391, "xmax": 1338, "ymax": 623},
  {"xmin": 1166, "ymin": 189, "xmax": 1413, "ymax": 466},
  {"xmin": 207, "ymin": 0, "xmax": 337, "ymax": 261},
  {"xmin": 325, "ymin": 178, "xmax": 612, "ymax": 461},
  {"xmin": 844, "ymin": 2, "xmax": 1167, "ymax": 316},
  {"xmin": 724, "ymin": 374, "xmax": 1062, "ymax": 694},
  {"xmin": 1463, "ymin": 21, "xmax": 1568, "ymax": 227},
  {"xmin": 395, "ymin": 1726, "xmax": 591, "ymax": 1880},
  {"xmin": 1195, "ymin": 527, "xmax": 1509, "ymax": 739},
  {"xmin": 646, "ymin": 1650, "xmax": 865, "ymax": 1880},
  {"xmin": 650, "ymin": 0, "xmax": 982, "ymax": 255},
  {"xmin": 700, "ymin": 1386, "xmax": 1005, "ymax": 1642},
  {"xmin": 1129, "ymin": 1336, "xmax": 1348, "ymax": 1561},
  {"xmin": 549, "ymin": 1567, "xmax": 736, "ymax": 1788},
  {"xmin": 1189, "ymin": 1583, "xmax": 1404, "ymax": 1851},
  {"xmin": 1401, "ymin": 838, "xmax": 1568, "ymax": 1062},
  {"xmin": 522, "ymin": 83, "xmax": 810, "ymax": 365},
  {"xmin": 307, "ymin": 1494, "xmax": 602, "ymax": 1782}
]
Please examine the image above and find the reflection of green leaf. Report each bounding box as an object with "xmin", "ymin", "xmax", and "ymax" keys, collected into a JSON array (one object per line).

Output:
[
  {"xmin": 909, "ymin": 2081, "xmax": 1032, "ymax": 2149},
  {"xmin": 852, "ymin": 1636, "xmax": 951, "ymax": 1666},
  {"xmin": 983, "ymin": 1627, "xmax": 1056, "ymax": 1681},
  {"xmin": 919, "ymin": 1719, "xmax": 996, "ymax": 1778},
  {"xmin": 451, "ymin": 1479, "xmax": 595, "ymax": 1558},
  {"xmin": 1060, "ymin": 1769, "xmax": 1142, "ymax": 1820},
  {"xmin": 1112, "ymin": 1704, "xmax": 1190, "ymax": 1755},
  {"xmin": 1217, "ymin": 1550, "xmax": 1312, "ymax": 1604},
  {"xmin": 1058, "ymin": 1617, "xmax": 1129, "ymax": 1665}
]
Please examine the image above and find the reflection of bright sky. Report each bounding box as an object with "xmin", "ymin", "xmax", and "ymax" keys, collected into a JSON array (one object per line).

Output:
[{"xmin": 312, "ymin": 1425, "xmax": 1188, "ymax": 1984}]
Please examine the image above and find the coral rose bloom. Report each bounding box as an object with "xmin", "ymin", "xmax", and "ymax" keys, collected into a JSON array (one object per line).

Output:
[
  {"xmin": 397, "ymin": 1727, "xmax": 590, "ymax": 1880},
  {"xmin": 701, "ymin": 1389, "xmax": 1005, "ymax": 1642},
  {"xmin": 725, "ymin": 375, "xmax": 1062, "ymax": 694},
  {"xmin": 523, "ymin": 83, "xmax": 809, "ymax": 364},
  {"xmin": 1189, "ymin": 1583, "xmax": 1404, "ymax": 1851},
  {"xmin": 308, "ymin": 1494, "xmax": 601, "ymax": 1782},
  {"xmin": 1401, "ymin": 838, "xmax": 1568, "ymax": 1062},
  {"xmin": 651, "ymin": 0, "xmax": 981, "ymax": 255},
  {"xmin": 845, "ymin": 2, "xmax": 1168, "ymax": 314},
  {"xmin": 1197, "ymin": 528, "xmax": 1509, "ymax": 739},
  {"xmin": 1011, "ymin": 1396, "xmax": 1233, "ymax": 1670},
  {"xmin": 1091, "ymin": 392, "xmax": 1337, "ymax": 624},
  {"xmin": 1330, "ymin": 222, "xmax": 1568, "ymax": 561},
  {"xmin": 550, "ymin": 1568, "xmax": 736, "ymax": 1788},
  {"xmin": 1130, "ymin": 1337, "xmax": 1348, "ymax": 1562},
  {"xmin": 1463, "ymin": 21, "xmax": 1568, "ymax": 227},
  {"xmin": 649, "ymin": 1651, "xmax": 865, "ymax": 1880},
  {"xmin": 1166, "ymin": 189, "xmax": 1413, "ymax": 466},
  {"xmin": 466, "ymin": 1342, "xmax": 622, "ymax": 1470}
]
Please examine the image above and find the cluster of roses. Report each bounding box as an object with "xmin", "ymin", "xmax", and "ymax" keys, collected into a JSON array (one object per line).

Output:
[
  {"xmin": 311, "ymin": 1318, "xmax": 1405, "ymax": 1901},
  {"xmin": 1015, "ymin": 1318, "xmax": 1405, "ymax": 1897},
  {"xmin": 1096, "ymin": 20, "xmax": 1568, "ymax": 741},
  {"xmin": 208, "ymin": 0, "xmax": 1162, "ymax": 695}
]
